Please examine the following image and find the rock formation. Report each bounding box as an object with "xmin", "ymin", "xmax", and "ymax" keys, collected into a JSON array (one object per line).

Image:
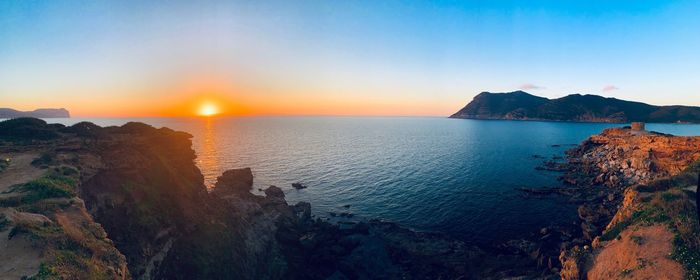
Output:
[
  {"xmin": 0, "ymin": 118, "xmax": 548, "ymax": 279},
  {"xmin": 558, "ymin": 127, "xmax": 700, "ymax": 279},
  {"xmin": 6, "ymin": 117, "xmax": 696, "ymax": 279}
]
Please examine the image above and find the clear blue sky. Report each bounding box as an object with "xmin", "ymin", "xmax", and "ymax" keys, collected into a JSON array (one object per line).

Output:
[{"xmin": 1, "ymin": 0, "xmax": 699, "ymax": 116}]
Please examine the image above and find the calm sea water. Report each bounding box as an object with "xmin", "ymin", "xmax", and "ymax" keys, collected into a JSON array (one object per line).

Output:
[{"xmin": 44, "ymin": 117, "xmax": 700, "ymax": 243}]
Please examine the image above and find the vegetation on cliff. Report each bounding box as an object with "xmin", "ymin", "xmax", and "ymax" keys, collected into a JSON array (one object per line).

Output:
[
  {"xmin": 558, "ymin": 127, "xmax": 700, "ymax": 279},
  {"xmin": 1, "ymin": 167, "xmax": 129, "ymax": 279},
  {"xmin": 450, "ymin": 91, "xmax": 700, "ymax": 123},
  {"xmin": 0, "ymin": 118, "xmax": 555, "ymax": 279},
  {"xmin": 594, "ymin": 161, "xmax": 700, "ymax": 279},
  {"xmin": 5, "ymin": 117, "xmax": 699, "ymax": 279}
]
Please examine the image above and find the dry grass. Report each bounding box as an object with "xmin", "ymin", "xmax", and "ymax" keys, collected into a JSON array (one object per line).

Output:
[{"xmin": 600, "ymin": 160, "xmax": 700, "ymax": 279}]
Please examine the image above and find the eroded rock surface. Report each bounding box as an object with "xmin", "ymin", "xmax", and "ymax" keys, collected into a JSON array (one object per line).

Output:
[
  {"xmin": 1, "ymin": 118, "xmax": 549, "ymax": 279},
  {"xmin": 558, "ymin": 127, "xmax": 700, "ymax": 279}
]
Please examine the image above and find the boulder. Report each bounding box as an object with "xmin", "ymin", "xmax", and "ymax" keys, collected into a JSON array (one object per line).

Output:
[{"xmin": 213, "ymin": 168, "xmax": 254, "ymax": 196}]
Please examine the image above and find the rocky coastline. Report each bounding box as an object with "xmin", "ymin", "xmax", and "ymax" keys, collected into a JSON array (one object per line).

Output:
[
  {"xmin": 522, "ymin": 126, "xmax": 700, "ymax": 279},
  {"xmin": 0, "ymin": 118, "xmax": 549, "ymax": 279},
  {"xmin": 2, "ymin": 118, "xmax": 700, "ymax": 279}
]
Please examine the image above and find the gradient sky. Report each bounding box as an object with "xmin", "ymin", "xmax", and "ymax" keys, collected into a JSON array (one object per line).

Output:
[{"xmin": 1, "ymin": 0, "xmax": 700, "ymax": 117}]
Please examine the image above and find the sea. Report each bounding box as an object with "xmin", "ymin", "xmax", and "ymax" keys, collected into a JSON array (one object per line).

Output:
[{"xmin": 41, "ymin": 117, "xmax": 700, "ymax": 244}]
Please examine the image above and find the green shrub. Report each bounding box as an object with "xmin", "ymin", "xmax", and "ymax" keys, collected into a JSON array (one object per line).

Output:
[
  {"xmin": 59, "ymin": 122, "xmax": 104, "ymax": 137},
  {"xmin": 0, "ymin": 118, "xmax": 61, "ymax": 141},
  {"xmin": 615, "ymin": 160, "xmax": 700, "ymax": 279},
  {"xmin": 13, "ymin": 175, "xmax": 77, "ymax": 204}
]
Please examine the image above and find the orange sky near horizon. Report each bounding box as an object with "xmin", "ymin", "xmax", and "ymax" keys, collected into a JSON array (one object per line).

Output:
[
  {"xmin": 1, "ymin": 71, "xmax": 464, "ymax": 117},
  {"xmin": 5, "ymin": 1, "xmax": 700, "ymax": 117},
  {"xmin": 6, "ymin": 97, "xmax": 456, "ymax": 118},
  {"xmin": 3, "ymin": 81, "xmax": 459, "ymax": 118}
]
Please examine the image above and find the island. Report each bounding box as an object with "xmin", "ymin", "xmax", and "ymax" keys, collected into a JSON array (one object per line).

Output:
[
  {"xmin": 450, "ymin": 91, "xmax": 700, "ymax": 123},
  {"xmin": 0, "ymin": 108, "xmax": 70, "ymax": 119}
]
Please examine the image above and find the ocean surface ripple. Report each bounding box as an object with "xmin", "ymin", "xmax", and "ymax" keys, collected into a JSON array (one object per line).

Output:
[{"xmin": 48, "ymin": 117, "xmax": 700, "ymax": 243}]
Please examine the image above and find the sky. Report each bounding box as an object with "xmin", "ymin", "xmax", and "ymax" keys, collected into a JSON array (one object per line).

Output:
[{"xmin": 1, "ymin": 0, "xmax": 700, "ymax": 117}]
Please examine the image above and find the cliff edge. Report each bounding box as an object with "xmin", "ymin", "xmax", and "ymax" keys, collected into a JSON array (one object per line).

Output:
[
  {"xmin": 0, "ymin": 118, "xmax": 547, "ymax": 279},
  {"xmin": 558, "ymin": 127, "xmax": 700, "ymax": 279}
]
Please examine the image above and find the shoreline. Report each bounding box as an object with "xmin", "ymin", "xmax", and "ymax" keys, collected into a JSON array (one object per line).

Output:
[{"xmin": 2, "ymin": 118, "xmax": 700, "ymax": 279}]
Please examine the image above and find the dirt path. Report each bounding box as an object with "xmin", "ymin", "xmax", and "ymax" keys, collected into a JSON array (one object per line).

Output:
[
  {"xmin": 0, "ymin": 230, "xmax": 44, "ymax": 280},
  {"xmin": 0, "ymin": 153, "xmax": 44, "ymax": 192},
  {"xmin": 0, "ymin": 153, "xmax": 46, "ymax": 279},
  {"xmin": 587, "ymin": 224, "xmax": 684, "ymax": 280}
]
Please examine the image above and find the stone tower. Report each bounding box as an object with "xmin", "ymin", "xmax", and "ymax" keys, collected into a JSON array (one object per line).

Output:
[{"xmin": 631, "ymin": 122, "xmax": 645, "ymax": 131}]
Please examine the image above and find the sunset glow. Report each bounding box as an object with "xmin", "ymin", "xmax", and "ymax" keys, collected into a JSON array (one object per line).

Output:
[
  {"xmin": 198, "ymin": 103, "xmax": 219, "ymax": 117},
  {"xmin": 2, "ymin": 1, "xmax": 700, "ymax": 117}
]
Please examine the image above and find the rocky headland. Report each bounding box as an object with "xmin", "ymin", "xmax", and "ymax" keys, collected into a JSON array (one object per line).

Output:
[
  {"xmin": 0, "ymin": 118, "xmax": 550, "ymax": 279},
  {"xmin": 450, "ymin": 91, "xmax": 700, "ymax": 123},
  {"xmin": 552, "ymin": 127, "xmax": 700, "ymax": 279},
  {"xmin": 2, "ymin": 118, "xmax": 700, "ymax": 279},
  {"xmin": 0, "ymin": 108, "xmax": 70, "ymax": 119}
]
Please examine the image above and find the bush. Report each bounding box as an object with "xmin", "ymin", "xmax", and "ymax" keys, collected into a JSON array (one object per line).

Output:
[
  {"xmin": 32, "ymin": 153, "xmax": 55, "ymax": 168},
  {"xmin": 60, "ymin": 122, "xmax": 104, "ymax": 137},
  {"xmin": 13, "ymin": 175, "xmax": 77, "ymax": 204},
  {"xmin": 116, "ymin": 122, "xmax": 155, "ymax": 134},
  {"xmin": 0, "ymin": 118, "xmax": 61, "ymax": 141}
]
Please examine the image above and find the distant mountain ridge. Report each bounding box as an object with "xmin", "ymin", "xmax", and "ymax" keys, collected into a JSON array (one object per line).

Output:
[
  {"xmin": 0, "ymin": 108, "xmax": 70, "ymax": 118},
  {"xmin": 449, "ymin": 91, "xmax": 700, "ymax": 123}
]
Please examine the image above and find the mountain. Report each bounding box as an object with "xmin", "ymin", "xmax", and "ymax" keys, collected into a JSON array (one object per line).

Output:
[
  {"xmin": 449, "ymin": 91, "xmax": 700, "ymax": 123},
  {"xmin": 0, "ymin": 108, "xmax": 70, "ymax": 118}
]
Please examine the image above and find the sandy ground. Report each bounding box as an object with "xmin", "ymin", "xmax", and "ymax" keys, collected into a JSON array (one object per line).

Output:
[
  {"xmin": 0, "ymin": 230, "xmax": 44, "ymax": 280},
  {"xmin": 0, "ymin": 153, "xmax": 46, "ymax": 279},
  {"xmin": 0, "ymin": 153, "xmax": 44, "ymax": 192},
  {"xmin": 587, "ymin": 224, "xmax": 684, "ymax": 280}
]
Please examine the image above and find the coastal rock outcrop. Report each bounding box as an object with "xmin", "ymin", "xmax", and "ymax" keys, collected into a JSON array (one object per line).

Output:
[
  {"xmin": 0, "ymin": 118, "xmax": 552, "ymax": 279},
  {"xmin": 560, "ymin": 127, "xmax": 700, "ymax": 241},
  {"xmin": 558, "ymin": 127, "xmax": 700, "ymax": 279},
  {"xmin": 564, "ymin": 127, "xmax": 700, "ymax": 188}
]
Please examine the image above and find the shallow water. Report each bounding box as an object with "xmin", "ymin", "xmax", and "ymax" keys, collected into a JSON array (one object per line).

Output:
[{"xmin": 44, "ymin": 117, "xmax": 700, "ymax": 243}]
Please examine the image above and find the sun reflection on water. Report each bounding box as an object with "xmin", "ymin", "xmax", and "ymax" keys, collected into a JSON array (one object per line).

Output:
[{"xmin": 198, "ymin": 118, "xmax": 220, "ymax": 188}]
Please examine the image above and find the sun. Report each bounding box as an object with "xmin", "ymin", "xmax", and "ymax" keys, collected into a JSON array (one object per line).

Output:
[{"xmin": 198, "ymin": 102, "xmax": 219, "ymax": 117}]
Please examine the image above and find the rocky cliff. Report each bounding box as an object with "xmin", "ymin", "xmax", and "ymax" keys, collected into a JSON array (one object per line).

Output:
[
  {"xmin": 0, "ymin": 118, "xmax": 550, "ymax": 279},
  {"xmin": 557, "ymin": 127, "xmax": 700, "ymax": 279},
  {"xmin": 7, "ymin": 117, "xmax": 697, "ymax": 279},
  {"xmin": 450, "ymin": 91, "xmax": 700, "ymax": 123}
]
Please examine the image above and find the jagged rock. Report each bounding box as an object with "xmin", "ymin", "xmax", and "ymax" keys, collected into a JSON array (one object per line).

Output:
[
  {"xmin": 559, "ymin": 246, "xmax": 591, "ymax": 280},
  {"xmin": 265, "ymin": 185, "xmax": 285, "ymax": 199},
  {"xmin": 292, "ymin": 202, "xmax": 311, "ymax": 222},
  {"xmin": 0, "ymin": 118, "xmax": 579, "ymax": 279},
  {"xmin": 213, "ymin": 168, "xmax": 254, "ymax": 196}
]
